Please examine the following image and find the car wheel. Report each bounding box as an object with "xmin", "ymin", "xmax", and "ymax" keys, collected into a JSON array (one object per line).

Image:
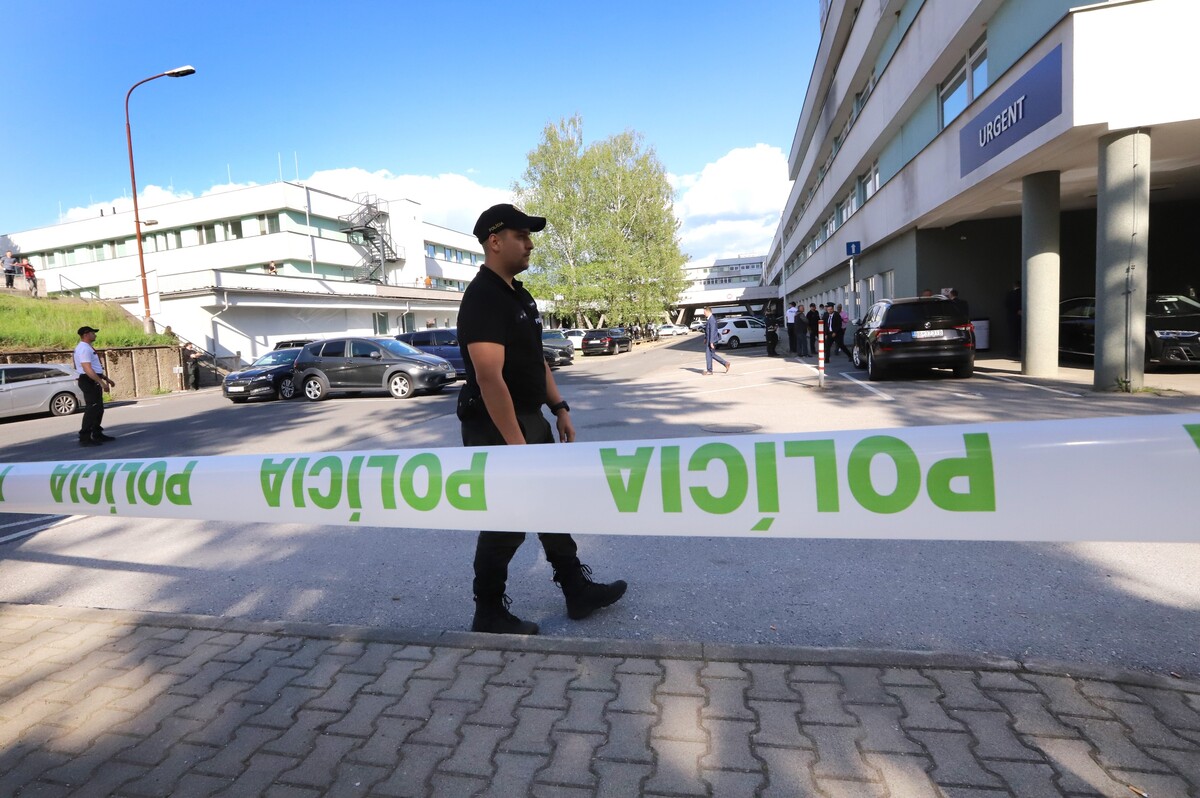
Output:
[
  {"xmin": 278, "ymin": 377, "xmax": 296, "ymax": 400},
  {"xmin": 303, "ymin": 376, "xmax": 328, "ymax": 401},
  {"xmin": 609, "ymin": 343, "xmax": 616, "ymax": 355},
  {"xmin": 728, "ymin": 337, "xmax": 741, "ymax": 349},
  {"xmin": 852, "ymin": 343, "xmax": 864, "ymax": 369},
  {"xmin": 388, "ymin": 372, "xmax": 414, "ymax": 399},
  {"xmin": 953, "ymin": 362, "xmax": 974, "ymax": 378},
  {"xmin": 49, "ymin": 391, "xmax": 78, "ymax": 416},
  {"xmin": 867, "ymin": 350, "xmax": 884, "ymax": 381}
]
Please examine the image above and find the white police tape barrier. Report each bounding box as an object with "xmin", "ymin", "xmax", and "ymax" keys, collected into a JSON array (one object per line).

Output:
[{"xmin": 1, "ymin": 414, "xmax": 1197, "ymax": 542}]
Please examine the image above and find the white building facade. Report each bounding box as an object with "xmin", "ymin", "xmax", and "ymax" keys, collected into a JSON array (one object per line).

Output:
[
  {"xmin": 677, "ymin": 255, "xmax": 778, "ymax": 319},
  {"xmin": 768, "ymin": 0, "xmax": 1200, "ymax": 388},
  {"xmin": 8, "ymin": 183, "xmax": 484, "ymax": 363}
]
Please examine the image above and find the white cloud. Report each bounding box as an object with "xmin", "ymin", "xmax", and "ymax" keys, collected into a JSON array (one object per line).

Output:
[
  {"xmin": 670, "ymin": 143, "xmax": 790, "ymax": 266},
  {"xmin": 61, "ymin": 184, "xmax": 195, "ymax": 222},
  {"xmin": 61, "ymin": 170, "xmax": 510, "ymax": 234},
  {"xmin": 60, "ymin": 147, "xmax": 789, "ymax": 270},
  {"xmin": 304, "ymin": 167, "xmax": 510, "ymax": 233}
]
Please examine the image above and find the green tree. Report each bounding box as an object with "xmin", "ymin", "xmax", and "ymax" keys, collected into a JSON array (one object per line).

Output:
[{"xmin": 516, "ymin": 115, "xmax": 686, "ymax": 328}]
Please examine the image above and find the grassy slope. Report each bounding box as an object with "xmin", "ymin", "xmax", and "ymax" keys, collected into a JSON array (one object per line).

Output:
[{"xmin": 0, "ymin": 295, "xmax": 177, "ymax": 351}]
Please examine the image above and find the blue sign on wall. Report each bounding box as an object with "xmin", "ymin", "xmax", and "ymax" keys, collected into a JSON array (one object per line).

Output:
[
  {"xmin": 846, "ymin": 241, "xmax": 861, "ymax": 257},
  {"xmin": 960, "ymin": 45, "xmax": 1062, "ymax": 177}
]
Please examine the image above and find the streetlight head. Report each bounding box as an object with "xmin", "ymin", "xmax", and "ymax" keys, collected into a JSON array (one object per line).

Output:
[
  {"xmin": 165, "ymin": 65, "xmax": 196, "ymax": 78},
  {"xmin": 140, "ymin": 220, "xmax": 159, "ymax": 227}
]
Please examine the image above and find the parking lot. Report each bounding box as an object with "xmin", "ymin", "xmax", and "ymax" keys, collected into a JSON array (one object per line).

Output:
[{"xmin": 1, "ymin": 334, "xmax": 1199, "ymax": 677}]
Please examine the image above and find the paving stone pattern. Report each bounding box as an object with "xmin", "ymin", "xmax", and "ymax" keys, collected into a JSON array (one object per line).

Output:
[{"xmin": 1, "ymin": 604, "xmax": 1198, "ymax": 797}]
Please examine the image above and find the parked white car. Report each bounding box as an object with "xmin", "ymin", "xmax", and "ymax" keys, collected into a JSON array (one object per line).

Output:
[
  {"xmin": 657, "ymin": 323, "xmax": 689, "ymax": 336},
  {"xmin": 714, "ymin": 317, "xmax": 768, "ymax": 348},
  {"xmin": 562, "ymin": 329, "xmax": 586, "ymax": 352},
  {"xmin": 0, "ymin": 363, "xmax": 84, "ymax": 419}
]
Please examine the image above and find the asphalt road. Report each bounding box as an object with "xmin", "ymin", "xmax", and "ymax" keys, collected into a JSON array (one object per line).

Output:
[{"xmin": 2, "ymin": 335, "xmax": 1199, "ymax": 678}]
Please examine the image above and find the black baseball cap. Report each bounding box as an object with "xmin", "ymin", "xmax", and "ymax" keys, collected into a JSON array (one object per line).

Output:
[
  {"xmin": 78, "ymin": 326, "xmax": 100, "ymax": 336},
  {"xmin": 472, "ymin": 204, "xmax": 546, "ymax": 243}
]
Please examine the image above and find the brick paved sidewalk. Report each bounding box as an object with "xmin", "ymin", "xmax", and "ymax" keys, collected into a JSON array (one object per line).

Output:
[{"xmin": 1, "ymin": 603, "xmax": 1197, "ymax": 798}]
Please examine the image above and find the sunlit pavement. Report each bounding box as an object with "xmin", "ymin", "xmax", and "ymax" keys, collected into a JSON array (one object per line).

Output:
[
  {"xmin": 1, "ymin": 602, "xmax": 1197, "ymax": 797},
  {"xmin": 2, "ymin": 341, "xmax": 1199, "ymax": 796}
]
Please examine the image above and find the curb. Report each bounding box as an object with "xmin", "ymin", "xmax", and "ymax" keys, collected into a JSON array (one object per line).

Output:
[{"xmin": 4, "ymin": 601, "xmax": 1196, "ymax": 694}]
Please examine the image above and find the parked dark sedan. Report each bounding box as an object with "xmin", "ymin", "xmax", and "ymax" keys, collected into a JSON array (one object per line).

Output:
[
  {"xmin": 292, "ymin": 337, "xmax": 457, "ymax": 401},
  {"xmin": 1060, "ymin": 293, "xmax": 1200, "ymax": 367},
  {"xmin": 581, "ymin": 328, "xmax": 632, "ymax": 355},
  {"xmin": 223, "ymin": 348, "xmax": 302, "ymax": 403},
  {"xmin": 541, "ymin": 330, "xmax": 575, "ymax": 367},
  {"xmin": 852, "ymin": 297, "xmax": 975, "ymax": 380},
  {"xmin": 395, "ymin": 328, "xmax": 466, "ymax": 377}
]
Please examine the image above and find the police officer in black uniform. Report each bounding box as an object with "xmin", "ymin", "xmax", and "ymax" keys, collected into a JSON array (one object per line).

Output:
[{"xmin": 458, "ymin": 204, "xmax": 627, "ymax": 635}]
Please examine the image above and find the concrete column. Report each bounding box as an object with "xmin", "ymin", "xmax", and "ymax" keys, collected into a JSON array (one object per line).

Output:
[
  {"xmin": 1021, "ymin": 171, "xmax": 1060, "ymax": 377},
  {"xmin": 1095, "ymin": 129, "xmax": 1150, "ymax": 391}
]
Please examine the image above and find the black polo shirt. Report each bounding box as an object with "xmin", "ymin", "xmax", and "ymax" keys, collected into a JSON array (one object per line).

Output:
[{"xmin": 458, "ymin": 265, "xmax": 546, "ymax": 412}]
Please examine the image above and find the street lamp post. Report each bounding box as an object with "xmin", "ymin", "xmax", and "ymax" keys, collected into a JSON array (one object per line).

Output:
[{"xmin": 125, "ymin": 65, "xmax": 195, "ymax": 334}]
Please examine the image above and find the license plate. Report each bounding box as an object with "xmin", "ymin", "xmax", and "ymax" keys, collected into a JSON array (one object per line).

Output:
[
  {"xmin": 227, "ymin": 386, "xmax": 245, "ymax": 392},
  {"xmin": 912, "ymin": 330, "xmax": 942, "ymax": 339}
]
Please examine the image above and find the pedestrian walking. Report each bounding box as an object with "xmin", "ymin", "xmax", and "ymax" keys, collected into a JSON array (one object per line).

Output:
[
  {"xmin": 702, "ymin": 306, "xmax": 731, "ymax": 374},
  {"xmin": 825, "ymin": 303, "xmax": 851, "ymax": 362},
  {"xmin": 1005, "ymin": 280, "xmax": 1022, "ymax": 358},
  {"xmin": 2, "ymin": 250, "xmax": 16, "ymax": 289},
  {"xmin": 806, "ymin": 303, "xmax": 821, "ymax": 357},
  {"xmin": 766, "ymin": 322, "xmax": 779, "ymax": 356},
  {"xmin": 459, "ymin": 203, "xmax": 627, "ymax": 636},
  {"xmin": 73, "ymin": 326, "xmax": 116, "ymax": 447},
  {"xmin": 21, "ymin": 260, "xmax": 37, "ymax": 298},
  {"xmin": 182, "ymin": 342, "xmax": 204, "ymax": 390},
  {"xmin": 948, "ymin": 288, "xmax": 969, "ymax": 317},
  {"xmin": 785, "ymin": 302, "xmax": 799, "ymax": 353}
]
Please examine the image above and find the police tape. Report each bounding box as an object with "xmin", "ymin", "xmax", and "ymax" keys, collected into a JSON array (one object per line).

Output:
[{"xmin": 0, "ymin": 414, "xmax": 1197, "ymax": 542}]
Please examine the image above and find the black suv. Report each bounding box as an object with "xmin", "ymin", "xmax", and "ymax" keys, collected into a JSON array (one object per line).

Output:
[
  {"xmin": 852, "ymin": 297, "xmax": 975, "ymax": 380},
  {"xmin": 395, "ymin": 328, "xmax": 466, "ymax": 377},
  {"xmin": 292, "ymin": 337, "xmax": 457, "ymax": 400}
]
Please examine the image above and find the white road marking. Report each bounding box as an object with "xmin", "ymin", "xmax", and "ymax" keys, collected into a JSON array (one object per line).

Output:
[
  {"xmin": 0, "ymin": 515, "xmax": 81, "ymax": 545},
  {"xmin": 840, "ymin": 373, "xmax": 895, "ymax": 400},
  {"xmin": 981, "ymin": 373, "xmax": 1083, "ymax": 397}
]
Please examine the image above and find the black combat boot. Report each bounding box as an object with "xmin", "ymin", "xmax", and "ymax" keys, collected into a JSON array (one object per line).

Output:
[
  {"xmin": 553, "ymin": 563, "xmax": 628, "ymax": 621},
  {"xmin": 471, "ymin": 595, "xmax": 539, "ymax": 635}
]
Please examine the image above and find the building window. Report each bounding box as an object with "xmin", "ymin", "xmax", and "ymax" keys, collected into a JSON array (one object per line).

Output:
[
  {"xmin": 940, "ymin": 38, "xmax": 987, "ymax": 129},
  {"xmin": 425, "ymin": 243, "xmax": 435, "ymax": 258},
  {"xmin": 199, "ymin": 224, "xmax": 217, "ymax": 245},
  {"xmin": 372, "ymin": 312, "xmax": 390, "ymax": 335},
  {"xmin": 227, "ymin": 220, "xmax": 244, "ymax": 240},
  {"xmin": 267, "ymin": 214, "xmax": 280, "ymax": 235}
]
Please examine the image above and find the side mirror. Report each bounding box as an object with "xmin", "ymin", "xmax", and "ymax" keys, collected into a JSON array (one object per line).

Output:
[{"xmin": 370, "ymin": 351, "xmax": 382, "ymax": 360}]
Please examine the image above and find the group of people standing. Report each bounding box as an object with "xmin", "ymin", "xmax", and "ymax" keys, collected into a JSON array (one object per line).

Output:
[
  {"xmin": 784, "ymin": 301, "xmax": 851, "ymax": 361},
  {"xmin": 2, "ymin": 250, "xmax": 37, "ymax": 297}
]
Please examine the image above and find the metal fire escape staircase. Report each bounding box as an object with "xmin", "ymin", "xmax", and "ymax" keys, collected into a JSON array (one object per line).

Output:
[{"xmin": 338, "ymin": 194, "xmax": 403, "ymax": 283}]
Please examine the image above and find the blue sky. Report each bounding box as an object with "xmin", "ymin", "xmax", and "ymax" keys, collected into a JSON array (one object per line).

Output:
[{"xmin": 1, "ymin": 1, "xmax": 819, "ymax": 264}]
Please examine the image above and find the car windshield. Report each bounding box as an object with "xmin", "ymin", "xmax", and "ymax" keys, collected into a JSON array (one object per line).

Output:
[
  {"xmin": 375, "ymin": 338, "xmax": 423, "ymax": 357},
  {"xmin": 1149, "ymin": 294, "xmax": 1200, "ymax": 316},
  {"xmin": 542, "ymin": 331, "xmax": 566, "ymax": 340},
  {"xmin": 251, "ymin": 350, "xmax": 299, "ymax": 367}
]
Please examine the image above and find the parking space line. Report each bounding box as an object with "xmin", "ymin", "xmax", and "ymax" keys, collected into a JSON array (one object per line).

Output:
[
  {"xmin": 981, "ymin": 373, "xmax": 1083, "ymax": 397},
  {"xmin": 840, "ymin": 372, "xmax": 895, "ymax": 401},
  {"xmin": 0, "ymin": 515, "xmax": 57, "ymax": 531},
  {"xmin": 0, "ymin": 516, "xmax": 80, "ymax": 545}
]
